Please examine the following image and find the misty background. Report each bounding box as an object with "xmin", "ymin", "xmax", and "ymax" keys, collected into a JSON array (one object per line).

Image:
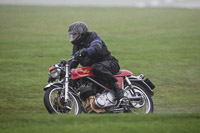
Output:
[{"xmin": 0, "ymin": 0, "xmax": 200, "ymax": 8}]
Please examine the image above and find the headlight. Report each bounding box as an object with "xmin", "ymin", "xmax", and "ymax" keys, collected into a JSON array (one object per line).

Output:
[{"xmin": 50, "ymin": 68, "xmax": 61, "ymax": 78}]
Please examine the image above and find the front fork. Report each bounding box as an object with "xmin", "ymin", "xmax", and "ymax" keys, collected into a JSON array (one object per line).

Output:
[{"xmin": 64, "ymin": 64, "xmax": 69, "ymax": 102}]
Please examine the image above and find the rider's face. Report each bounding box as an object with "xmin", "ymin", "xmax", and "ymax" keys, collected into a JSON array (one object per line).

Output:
[
  {"xmin": 68, "ymin": 32, "xmax": 79, "ymax": 42},
  {"xmin": 72, "ymin": 33, "xmax": 79, "ymax": 40}
]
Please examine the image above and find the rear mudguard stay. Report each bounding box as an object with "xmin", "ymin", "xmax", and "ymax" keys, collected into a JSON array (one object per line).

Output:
[{"xmin": 128, "ymin": 77, "xmax": 154, "ymax": 97}]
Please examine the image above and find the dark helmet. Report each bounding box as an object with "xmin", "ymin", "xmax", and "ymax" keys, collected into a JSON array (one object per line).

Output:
[{"xmin": 68, "ymin": 22, "xmax": 88, "ymax": 45}]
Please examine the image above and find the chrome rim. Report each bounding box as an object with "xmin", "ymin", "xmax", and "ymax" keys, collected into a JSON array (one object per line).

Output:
[
  {"xmin": 125, "ymin": 85, "xmax": 151, "ymax": 114},
  {"xmin": 49, "ymin": 88, "xmax": 79, "ymax": 114}
]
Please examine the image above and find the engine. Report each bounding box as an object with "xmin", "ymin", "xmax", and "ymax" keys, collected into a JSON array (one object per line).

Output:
[
  {"xmin": 76, "ymin": 79, "xmax": 135, "ymax": 110},
  {"xmin": 76, "ymin": 79, "xmax": 117, "ymax": 112},
  {"xmin": 94, "ymin": 92, "xmax": 117, "ymax": 109},
  {"xmin": 77, "ymin": 80, "xmax": 95, "ymax": 100},
  {"xmin": 94, "ymin": 89, "xmax": 137, "ymax": 109}
]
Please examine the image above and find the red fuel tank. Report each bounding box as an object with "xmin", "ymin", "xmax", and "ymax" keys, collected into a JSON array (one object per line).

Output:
[{"xmin": 71, "ymin": 67, "xmax": 94, "ymax": 80}]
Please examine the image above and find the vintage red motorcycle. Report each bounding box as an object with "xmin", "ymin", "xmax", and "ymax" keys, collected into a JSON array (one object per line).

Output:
[{"xmin": 43, "ymin": 57, "xmax": 155, "ymax": 114}]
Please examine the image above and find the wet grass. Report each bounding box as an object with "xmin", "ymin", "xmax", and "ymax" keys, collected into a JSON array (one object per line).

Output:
[{"xmin": 0, "ymin": 113, "xmax": 200, "ymax": 133}]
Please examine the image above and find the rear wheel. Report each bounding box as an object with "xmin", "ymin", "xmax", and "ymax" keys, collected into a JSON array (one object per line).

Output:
[
  {"xmin": 124, "ymin": 82, "xmax": 154, "ymax": 114},
  {"xmin": 43, "ymin": 86, "xmax": 82, "ymax": 114}
]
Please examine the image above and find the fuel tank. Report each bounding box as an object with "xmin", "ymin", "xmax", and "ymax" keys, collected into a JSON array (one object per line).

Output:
[{"xmin": 71, "ymin": 67, "xmax": 94, "ymax": 80}]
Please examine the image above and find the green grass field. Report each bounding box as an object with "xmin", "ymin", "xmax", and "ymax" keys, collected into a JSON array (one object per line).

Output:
[
  {"xmin": 0, "ymin": 113, "xmax": 200, "ymax": 133},
  {"xmin": 0, "ymin": 5, "xmax": 200, "ymax": 133}
]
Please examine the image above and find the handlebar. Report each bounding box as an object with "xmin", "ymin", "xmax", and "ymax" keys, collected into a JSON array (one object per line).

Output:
[
  {"xmin": 67, "ymin": 57, "xmax": 75, "ymax": 63},
  {"xmin": 59, "ymin": 57, "xmax": 76, "ymax": 67}
]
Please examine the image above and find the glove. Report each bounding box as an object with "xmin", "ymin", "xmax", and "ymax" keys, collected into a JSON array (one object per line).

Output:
[
  {"xmin": 74, "ymin": 48, "xmax": 88, "ymax": 59},
  {"xmin": 59, "ymin": 59, "xmax": 67, "ymax": 67}
]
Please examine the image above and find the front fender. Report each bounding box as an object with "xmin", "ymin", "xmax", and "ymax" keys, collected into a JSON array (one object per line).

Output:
[{"xmin": 43, "ymin": 82, "xmax": 63, "ymax": 91}]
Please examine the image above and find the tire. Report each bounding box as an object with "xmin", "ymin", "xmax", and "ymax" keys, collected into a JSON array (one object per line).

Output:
[
  {"xmin": 43, "ymin": 86, "xmax": 82, "ymax": 114},
  {"xmin": 124, "ymin": 82, "xmax": 154, "ymax": 114}
]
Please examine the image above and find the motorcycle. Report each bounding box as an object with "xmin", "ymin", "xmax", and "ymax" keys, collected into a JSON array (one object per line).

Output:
[{"xmin": 43, "ymin": 57, "xmax": 155, "ymax": 114}]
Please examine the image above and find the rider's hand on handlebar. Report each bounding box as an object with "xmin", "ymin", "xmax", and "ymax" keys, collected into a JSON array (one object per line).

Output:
[
  {"xmin": 74, "ymin": 48, "xmax": 88, "ymax": 59},
  {"xmin": 59, "ymin": 59, "xmax": 67, "ymax": 67}
]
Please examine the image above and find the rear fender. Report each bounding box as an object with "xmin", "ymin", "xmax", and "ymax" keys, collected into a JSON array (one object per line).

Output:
[{"xmin": 128, "ymin": 76, "xmax": 155, "ymax": 97}]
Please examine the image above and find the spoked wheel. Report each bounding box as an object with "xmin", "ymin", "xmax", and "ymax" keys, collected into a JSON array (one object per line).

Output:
[
  {"xmin": 125, "ymin": 82, "xmax": 154, "ymax": 114},
  {"xmin": 43, "ymin": 86, "xmax": 82, "ymax": 114}
]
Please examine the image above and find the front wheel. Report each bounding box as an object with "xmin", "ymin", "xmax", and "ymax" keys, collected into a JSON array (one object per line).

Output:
[
  {"xmin": 43, "ymin": 86, "xmax": 82, "ymax": 114},
  {"xmin": 124, "ymin": 82, "xmax": 154, "ymax": 114}
]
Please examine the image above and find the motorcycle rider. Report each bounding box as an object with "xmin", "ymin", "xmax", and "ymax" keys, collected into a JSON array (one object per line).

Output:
[{"xmin": 68, "ymin": 21, "xmax": 124, "ymax": 101}]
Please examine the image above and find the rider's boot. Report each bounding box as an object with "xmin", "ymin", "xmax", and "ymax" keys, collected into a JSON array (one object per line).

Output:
[{"xmin": 108, "ymin": 82, "xmax": 124, "ymax": 100}]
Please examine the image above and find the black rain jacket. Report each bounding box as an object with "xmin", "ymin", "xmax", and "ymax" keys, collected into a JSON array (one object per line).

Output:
[{"xmin": 70, "ymin": 32, "xmax": 118, "ymax": 69}]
